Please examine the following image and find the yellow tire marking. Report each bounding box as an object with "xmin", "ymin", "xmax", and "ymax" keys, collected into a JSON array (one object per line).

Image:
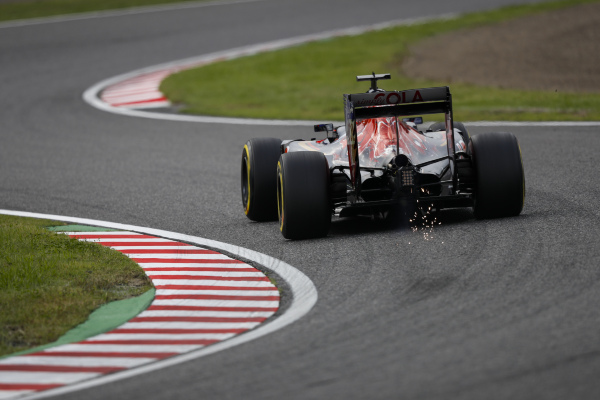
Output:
[
  {"xmin": 277, "ymin": 161, "xmax": 284, "ymax": 232},
  {"xmin": 243, "ymin": 145, "xmax": 251, "ymax": 215}
]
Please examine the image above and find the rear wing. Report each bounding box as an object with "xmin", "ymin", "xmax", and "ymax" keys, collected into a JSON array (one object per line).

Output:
[
  {"xmin": 349, "ymin": 86, "xmax": 451, "ymax": 119},
  {"xmin": 344, "ymin": 86, "xmax": 456, "ymax": 199}
]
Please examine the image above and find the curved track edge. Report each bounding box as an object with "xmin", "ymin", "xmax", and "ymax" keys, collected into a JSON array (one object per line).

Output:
[
  {"xmin": 81, "ymin": 14, "xmax": 600, "ymax": 128},
  {"xmin": 0, "ymin": 209, "xmax": 318, "ymax": 400},
  {"xmin": 82, "ymin": 15, "xmax": 456, "ymax": 127},
  {"xmin": 0, "ymin": 0, "xmax": 265, "ymax": 29}
]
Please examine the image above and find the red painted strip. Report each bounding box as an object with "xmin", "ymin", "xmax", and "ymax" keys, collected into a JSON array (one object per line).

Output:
[
  {"xmin": 0, "ymin": 365, "xmax": 125, "ymax": 373},
  {"xmin": 155, "ymin": 285, "xmax": 277, "ymax": 291},
  {"xmin": 108, "ymin": 328, "xmax": 247, "ymax": 334},
  {"xmin": 107, "ymin": 95, "xmax": 164, "ymax": 105},
  {"xmin": 98, "ymin": 241, "xmax": 189, "ymax": 247},
  {"xmin": 104, "ymin": 83, "xmax": 163, "ymax": 93},
  {"xmin": 130, "ymin": 316, "xmax": 266, "ymax": 323},
  {"xmin": 102, "ymin": 87, "xmax": 162, "ymax": 98},
  {"xmin": 106, "ymin": 71, "xmax": 166, "ymax": 83},
  {"xmin": 133, "ymin": 258, "xmax": 243, "ymax": 264},
  {"xmin": 149, "ymin": 275, "xmax": 268, "ymax": 281},
  {"xmin": 80, "ymin": 339, "xmax": 218, "ymax": 345},
  {"xmin": 103, "ymin": 86, "xmax": 160, "ymax": 96},
  {"xmin": 107, "ymin": 77, "xmax": 166, "ymax": 86},
  {"xmin": 68, "ymin": 234, "xmax": 155, "ymax": 239},
  {"xmin": 0, "ymin": 383, "xmax": 63, "ymax": 391},
  {"xmin": 28, "ymin": 351, "xmax": 176, "ymax": 358},
  {"xmin": 106, "ymin": 72, "xmax": 168, "ymax": 84},
  {"xmin": 111, "ymin": 97, "xmax": 169, "ymax": 107},
  {"xmin": 155, "ymin": 294, "xmax": 279, "ymax": 301},
  {"xmin": 148, "ymin": 305, "xmax": 278, "ymax": 312},
  {"xmin": 103, "ymin": 85, "xmax": 160, "ymax": 94},
  {"xmin": 145, "ymin": 267, "xmax": 257, "ymax": 272},
  {"xmin": 122, "ymin": 70, "xmax": 169, "ymax": 78},
  {"xmin": 117, "ymin": 249, "xmax": 217, "ymax": 254}
]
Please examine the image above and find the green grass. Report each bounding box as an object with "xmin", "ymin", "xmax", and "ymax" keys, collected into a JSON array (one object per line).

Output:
[
  {"xmin": 161, "ymin": 0, "xmax": 600, "ymax": 122},
  {"xmin": 0, "ymin": 215, "xmax": 153, "ymax": 357},
  {"xmin": 0, "ymin": 0, "xmax": 212, "ymax": 23}
]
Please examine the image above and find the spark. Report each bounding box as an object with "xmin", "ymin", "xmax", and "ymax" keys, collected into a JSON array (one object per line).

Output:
[{"xmin": 407, "ymin": 201, "xmax": 443, "ymax": 243}]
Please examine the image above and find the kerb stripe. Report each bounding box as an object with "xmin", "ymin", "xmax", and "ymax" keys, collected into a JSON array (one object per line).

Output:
[
  {"xmin": 148, "ymin": 275, "xmax": 269, "ymax": 281},
  {"xmin": 130, "ymin": 317, "xmax": 266, "ymax": 323},
  {"xmin": 108, "ymin": 328, "xmax": 246, "ymax": 334},
  {"xmin": 68, "ymin": 234, "xmax": 154, "ymax": 239},
  {"xmin": 154, "ymin": 285, "xmax": 277, "ymax": 291},
  {"xmin": 117, "ymin": 249, "xmax": 218, "ymax": 254},
  {"xmin": 133, "ymin": 258, "xmax": 243, "ymax": 263},
  {"xmin": 28, "ymin": 351, "xmax": 177, "ymax": 358},
  {"xmin": 79, "ymin": 340, "xmax": 218, "ymax": 345},
  {"xmin": 148, "ymin": 305, "xmax": 278, "ymax": 312},
  {"xmin": 99, "ymin": 241, "xmax": 190, "ymax": 247},
  {"xmin": 0, "ymin": 365, "xmax": 125, "ymax": 373},
  {"xmin": 0, "ymin": 384, "xmax": 62, "ymax": 390},
  {"xmin": 154, "ymin": 294, "xmax": 279, "ymax": 301},
  {"xmin": 144, "ymin": 267, "xmax": 257, "ymax": 272}
]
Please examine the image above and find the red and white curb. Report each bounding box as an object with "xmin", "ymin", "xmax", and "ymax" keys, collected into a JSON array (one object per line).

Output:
[
  {"xmin": 100, "ymin": 70, "xmax": 172, "ymax": 109},
  {"xmin": 83, "ymin": 15, "xmax": 456, "ymax": 126},
  {"xmin": 82, "ymin": 13, "xmax": 600, "ymax": 128},
  {"xmin": 0, "ymin": 231, "xmax": 278, "ymax": 398},
  {"xmin": 0, "ymin": 210, "xmax": 317, "ymax": 400}
]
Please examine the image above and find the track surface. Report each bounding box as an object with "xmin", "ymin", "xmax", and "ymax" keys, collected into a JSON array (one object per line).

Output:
[{"xmin": 1, "ymin": 0, "xmax": 600, "ymax": 399}]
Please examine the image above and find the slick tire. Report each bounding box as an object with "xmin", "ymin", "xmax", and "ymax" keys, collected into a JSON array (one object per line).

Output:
[
  {"xmin": 429, "ymin": 121, "xmax": 471, "ymax": 145},
  {"xmin": 241, "ymin": 137, "xmax": 282, "ymax": 221},
  {"xmin": 277, "ymin": 151, "xmax": 331, "ymax": 239},
  {"xmin": 471, "ymin": 132, "xmax": 525, "ymax": 219},
  {"xmin": 430, "ymin": 121, "xmax": 474, "ymax": 189}
]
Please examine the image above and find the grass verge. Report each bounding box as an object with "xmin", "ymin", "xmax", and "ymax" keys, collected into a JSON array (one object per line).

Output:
[
  {"xmin": 160, "ymin": 0, "xmax": 600, "ymax": 122},
  {"xmin": 0, "ymin": 215, "xmax": 153, "ymax": 357},
  {"xmin": 0, "ymin": 0, "xmax": 211, "ymax": 23}
]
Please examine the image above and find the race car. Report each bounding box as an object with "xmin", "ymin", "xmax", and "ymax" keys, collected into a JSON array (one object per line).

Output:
[{"xmin": 241, "ymin": 73, "xmax": 525, "ymax": 239}]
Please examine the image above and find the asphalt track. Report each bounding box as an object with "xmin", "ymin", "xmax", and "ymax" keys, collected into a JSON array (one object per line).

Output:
[{"xmin": 1, "ymin": 0, "xmax": 600, "ymax": 399}]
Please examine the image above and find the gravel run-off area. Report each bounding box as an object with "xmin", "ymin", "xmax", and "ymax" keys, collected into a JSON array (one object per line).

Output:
[{"xmin": 403, "ymin": 2, "xmax": 600, "ymax": 93}]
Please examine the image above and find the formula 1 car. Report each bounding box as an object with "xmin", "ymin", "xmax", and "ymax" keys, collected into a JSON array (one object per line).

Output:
[{"xmin": 241, "ymin": 74, "xmax": 525, "ymax": 239}]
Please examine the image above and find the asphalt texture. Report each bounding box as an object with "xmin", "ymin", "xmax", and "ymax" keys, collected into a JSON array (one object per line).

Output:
[{"xmin": 2, "ymin": 0, "xmax": 600, "ymax": 399}]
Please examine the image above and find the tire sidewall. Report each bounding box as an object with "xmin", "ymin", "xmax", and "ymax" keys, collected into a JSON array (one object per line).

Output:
[
  {"xmin": 471, "ymin": 132, "xmax": 525, "ymax": 218},
  {"xmin": 278, "ymin": 151, "xmax": 331, "ymax": 239},
  {"xmin": 242, "ymin": 137, "xmax": 281, "ymax": 221}
]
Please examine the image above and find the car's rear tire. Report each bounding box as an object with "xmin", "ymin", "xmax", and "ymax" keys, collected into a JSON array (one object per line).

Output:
[
  {"xmin": 471, "ymin": 132, "xmax": 525, "ymax": 219},
  {"xmin": 430, "ymin": 121, "xmax": 474, "ymax": 190},
  {"xmin": 429, "ymin": 121, "xmax": 471, "ymax": 144},
  {"xmin": 241, "ymin": 137, "xmax": 281, "ymax": 221},
  {"xmin": 277, "ymin": 151, "xmax": 331, "ymax": 239}
]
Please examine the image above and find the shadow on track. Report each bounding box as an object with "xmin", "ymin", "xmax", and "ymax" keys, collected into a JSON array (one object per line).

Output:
[{"xmin": 327, "ymin": 207, "xmax": 477, "ymax": 239}]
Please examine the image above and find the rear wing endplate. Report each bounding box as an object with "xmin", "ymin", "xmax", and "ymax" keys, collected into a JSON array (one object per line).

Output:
[{"xmin": 344, "ymin": 94, "xmax": 360, "ymax": 197}]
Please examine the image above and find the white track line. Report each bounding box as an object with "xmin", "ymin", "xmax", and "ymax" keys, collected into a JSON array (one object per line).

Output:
[
  {"xmin": 0, "ymin": 0, "xmax": 267, "ymax": 29},
  {"xmin": 83, "ymin": 15, "xmax": 460, "ymax": 127},
  {"xmin": 81, "ymin": 13, "xmax": 600, "ymax": 128},
  {"xmin": 0, "ymin": 210, "xmax": 318, "ymax": 400},
  {"xmin": 0, "ymin": 231, "xmax": 278, "ymax": 397},
  {"xmin": 460, "ymin": 121, "xmax": 600, "ymax": 127}
]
